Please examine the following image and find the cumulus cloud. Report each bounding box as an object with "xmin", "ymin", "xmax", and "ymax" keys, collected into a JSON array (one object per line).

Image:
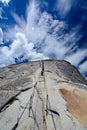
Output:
[
  {"xmin": 0, "ymin": 32, "xmax": 47, "ymax": 66},
  {"xmin": 0, "ymin": 0, "xmax": 87, "ymax": 79}
]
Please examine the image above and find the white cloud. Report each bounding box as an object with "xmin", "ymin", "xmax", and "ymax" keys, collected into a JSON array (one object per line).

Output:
[
  {"xmin": 65, "ymin": 49, "xmax": 87, "ymax": 66},
  {"xmin": 0, "ymin": 0, "xmax": 11, "ymax": 5},
  {"xmin": 56, "ymin": 0, "xmax": 78, "ymax": 16},
  {"xmin": 56, "ymin": 0, "xmax": 72, "ymax": 16},
  {"xmin": 0, "ymin": 27, "xmax": 3, "ymax": 43},
  {"xmin": 11, "ymin": 12, "xmax": 26, "ymax": 27},
  {"xmin": 79, "ymin": 61, "xmax": 87, "ymax": 74},
  {"xmin": 0, "ymin": 7, "xmax": 8, "ymax": 19},
  {"xmin": 0, "ymin": 0, "xmax": 87, "ymax": 79},
  {"xmin": 79, "ymin": 61, "xmax": 87, "ymax": 80},
  {"xmin": 0, "ymin": 7, "xmax": 3, "ymax": 19},
  {"xmin": 0, "ymin": 31, "xmax": 48, "ymax": 66}
]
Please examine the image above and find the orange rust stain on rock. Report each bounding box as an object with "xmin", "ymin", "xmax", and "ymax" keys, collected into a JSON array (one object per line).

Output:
[
  {"xmin": 23, "ymin": 125, "xmax": 27, "ymax": 130},
  {"xmin": 59, "ymin": 87, "xmax": 87, "ymax": 128}
]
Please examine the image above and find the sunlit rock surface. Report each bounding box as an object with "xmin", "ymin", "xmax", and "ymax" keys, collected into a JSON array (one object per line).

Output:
[{"xmin": 0, "ymin": 60, "xmax": 87, "ymax": 130}]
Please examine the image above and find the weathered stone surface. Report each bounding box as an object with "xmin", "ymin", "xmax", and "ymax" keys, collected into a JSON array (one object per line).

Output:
[
  {"xmin": 59, "ymin": 86, "xmax": 87, "ymax": 128},
  {"xmin": 0, "ymin": 60, "xmax": 87, "ymax": 130}
]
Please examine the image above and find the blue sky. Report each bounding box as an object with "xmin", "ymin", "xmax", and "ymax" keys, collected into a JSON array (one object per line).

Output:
[{"xmin": 0, "ymin": 0, "xmax": 87, "ymax": 79}]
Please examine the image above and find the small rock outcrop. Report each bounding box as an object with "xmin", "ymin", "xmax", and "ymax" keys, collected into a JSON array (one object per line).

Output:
[{"xmin": 0, "ymin": 60, "xmax": 87, "ymax": 130}]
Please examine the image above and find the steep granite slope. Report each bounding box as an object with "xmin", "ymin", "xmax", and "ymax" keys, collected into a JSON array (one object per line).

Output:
[{"xmin": 0, "ymin": 60, "xmax": 87, "ymax": 130}]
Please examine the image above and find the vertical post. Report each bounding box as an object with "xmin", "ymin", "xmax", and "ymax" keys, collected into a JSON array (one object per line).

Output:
[
  {"xmin": 41, "ymin": 61, "xmax": 44, "ymax": 76},
  {"xmin": 46, "ymin": 95, "xmax": 48, "ymax": 116},
  {"xmin": 29, "ymin": 95, "xmax": 32, "ymax": 117}
]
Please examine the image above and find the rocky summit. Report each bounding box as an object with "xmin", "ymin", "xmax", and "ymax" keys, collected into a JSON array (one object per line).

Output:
[{"xmin": 0, "ymin": 60, "xmax": 87, "ymax": 130}]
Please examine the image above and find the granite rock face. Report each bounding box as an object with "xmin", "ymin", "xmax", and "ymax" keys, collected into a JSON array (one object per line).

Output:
[{"xmin": 0, "ymin": 60, "xmax": 87, "ymax": 130}]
